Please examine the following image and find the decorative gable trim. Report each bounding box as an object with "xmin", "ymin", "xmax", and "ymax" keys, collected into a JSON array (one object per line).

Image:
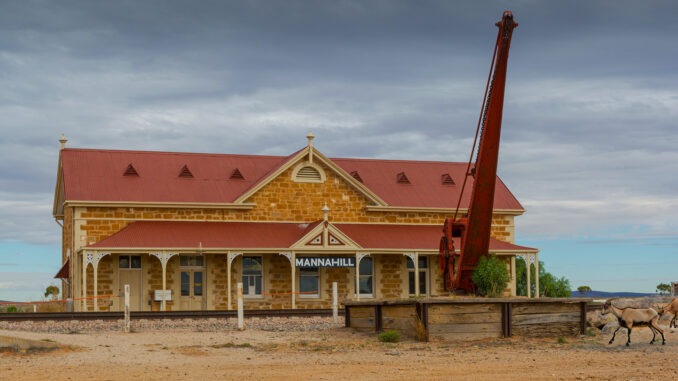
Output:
[
  {"xmin": 328, "ymin": 233, "xmax": 343, "ymax": 246},
  {"xmin": 233, "ymin": 146, "xmax": 388, "ymax": 206},
  {"xmin": 53, "ymin": 163, "xmax": 66, "ymax": 218},
  {"xmin": 291, "ymin": 221, "xmax": 361, "ymax": 250},
  {"xmin": 306, "ymin": 234, "xmax": 323, "ymax": 246}
]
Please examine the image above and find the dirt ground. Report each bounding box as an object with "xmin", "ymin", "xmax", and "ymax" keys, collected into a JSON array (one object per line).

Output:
[{"xmin": 1, "ymin": 325, "xmax": 676, "ymax": 380}]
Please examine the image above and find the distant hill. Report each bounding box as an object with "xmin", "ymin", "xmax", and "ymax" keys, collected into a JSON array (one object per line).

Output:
[{"xmin": 571, "ymin": 290, "xmax": 658, "ymax": 298}]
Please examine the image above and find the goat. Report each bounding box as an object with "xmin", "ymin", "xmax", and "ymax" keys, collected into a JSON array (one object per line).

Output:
[
  {"xmin": 658, "ymin": 297, "xmax": 678, "ymax": 329},
  {"xmin": 601, "ymin": 300, "xmax": 665, "ymax": 346}
]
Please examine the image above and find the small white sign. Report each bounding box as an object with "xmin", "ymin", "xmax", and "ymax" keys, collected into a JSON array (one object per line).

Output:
[{"xmin": 154, "ymin": 290, "xmax": 172, "ymax": 301}]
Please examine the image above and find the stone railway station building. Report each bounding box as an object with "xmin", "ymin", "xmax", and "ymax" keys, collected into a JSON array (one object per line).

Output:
[{"xmin": 53, "ymin": 134, "xmax": 538, "ymax": 312}]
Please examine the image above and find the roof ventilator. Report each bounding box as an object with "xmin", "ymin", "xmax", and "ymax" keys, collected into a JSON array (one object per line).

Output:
[
  {"xmin": 441, "ymin": 173, "xmax": 455, "ymax": 185},
  {"xmin": 350, "ymin": 170, "xmax": 363, "ymax": 183},
  {"xmin": 123, "ymin": 164, "xmax": 139, "ymax": 176},
  {"xmin": 296, "ymin": 166, "xmax": 321, "ymax": 181},
  {"xmin": 179, "ymin": 165, "xmax": 194, "ymax": 178},
  {"xmin": 396, "ymin": 172, "xmax": 410, "ymax": 184},
  {"xmin": 230, "ymin": 168, "xmax": 245, "ymax": 180}
]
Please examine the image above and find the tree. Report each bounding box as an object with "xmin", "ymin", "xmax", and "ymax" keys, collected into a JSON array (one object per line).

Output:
[
  {"xmin": 472, "ymin": 255, "xmax": 509, "ymax": 297},
  {"xmin": 44, "ymin": 285, "xmax": 59, "ymax": 300},
  {"xmin": 515, "ymin": 258, "xmax": 572, "ymax": 298},
  {"xmin": 656, "ymin": 283, "xmax": 671, "ymax": 295},
  {"xmin": 577, "ymin": 285, "xmax": 592, "ymax": 295}
]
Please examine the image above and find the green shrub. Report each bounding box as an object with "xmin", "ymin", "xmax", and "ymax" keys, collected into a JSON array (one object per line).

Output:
[
  {"xmin": 471, "ymin": 255, "xmax": 509, "ymax": 297},
  {"xmin": 378, "ymin": 330, "xmax": 400, "ymax": 343},
  {"xmin": 6, "ymin": 306, "xmax": 18, "ymax": 313}
]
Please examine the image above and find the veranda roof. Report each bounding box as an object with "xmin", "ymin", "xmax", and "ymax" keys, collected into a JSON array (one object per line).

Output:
[{"xmin": 87, "ymin": 220, "xmax": 537, "ymax": 254}]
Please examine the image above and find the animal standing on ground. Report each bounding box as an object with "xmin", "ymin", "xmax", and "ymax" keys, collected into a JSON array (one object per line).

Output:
[
  {"xmin": 601, "ymin": 300, "xmax": 665, "ymax": 346},
  {"xmin": 659, "ymin": 297, "xmax": 678, "ymax": 329}
]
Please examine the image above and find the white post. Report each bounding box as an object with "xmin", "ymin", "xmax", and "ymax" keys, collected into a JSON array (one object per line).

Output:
[
  {"xmin": 237, "ymin": 282, "xmax": 244, "ymax": 330},
  {"xmin": 93, "ymin": 260, "xmax": 99, "ymax": 311},
  {"xmin": 510, "ymin": 256, "xmax": 517, "ymax": 297},
  {"xmin": 332, "ymin": 282, "xmax": 338, "ymax": 323},
  {"xmin": 414, "ymin": 253, "xmax": 420, "ymax": 297},
  {"xmin": 33, "ymin": 305, "xmax": 37, "ymax": 313},
  {"xmin": 291, "ymin": 264, "xmax": 296, "ymax": 309},
  {"xmin": 227, "ymin": 252, "xmax": 243, "ymax": 311},
  {"xmin": 227, "ymin": 256, "xmax": 233, "ymax": 310},
  {"xmin": 355, "ymin": 253, "xmax": 361, "ymax": 301},
  {"xmin": 82, "ymin": 253, "xmax": 87, "ymax": 311},
  {"xmin": 526, "ymin": 257, "xmax": 532, "ymax": 299},
  {"xmin": 124, "ymin": 284, "xmax": 130, "ymax": 333},
  {"xmin": 161, "ymin": 261, "xmax": 167, "ymax": 311},
  {"xmin": 534, "ymin": 255, "xmax": 540, "ymax": 298}
]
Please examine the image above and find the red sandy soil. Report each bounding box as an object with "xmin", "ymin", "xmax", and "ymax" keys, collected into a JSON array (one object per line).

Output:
[{"xmin": 1, "ymin": 326, "xmax": 676, "ymax": 380}]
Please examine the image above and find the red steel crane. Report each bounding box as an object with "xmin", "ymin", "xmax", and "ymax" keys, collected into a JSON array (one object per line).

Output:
[{"xmin": 439, "ymin": 11, "xmax": 518, "ymax": 293}]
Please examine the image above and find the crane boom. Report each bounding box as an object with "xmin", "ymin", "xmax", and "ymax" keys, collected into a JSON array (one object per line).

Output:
[{"xmin": 439, "ymin": 11, "xmax": 517, "ymax": 293}]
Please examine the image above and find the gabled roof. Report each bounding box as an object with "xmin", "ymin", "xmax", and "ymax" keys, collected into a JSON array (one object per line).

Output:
[
  {"xmin": 87, "ymin": 220, "xmax": 537, "ymax": 254},
  {"xmin": 59, "ymin": 148, "xmax": 288, "ymax": 204},
  {"xmin": 56, "ymin": 146, "xmax": 523, "ymax": 211},
  {"xmin": 331, "ymin": 158, "xmax": 521, "ymax": 209}
]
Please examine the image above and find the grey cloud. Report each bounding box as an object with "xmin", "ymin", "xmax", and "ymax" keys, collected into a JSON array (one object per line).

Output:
[{"xmin": 2, "ymin": 0, "xmax": 678, "ymax": 249}]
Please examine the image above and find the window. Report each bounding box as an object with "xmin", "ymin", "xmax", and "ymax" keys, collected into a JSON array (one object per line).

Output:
[
  {"xmin": 242, "ymin": 256, "xmax": 263, "ymax": 297},
  {"xmin": 193, "ymin": 271, "xmax": 203, "ymax": 296},
  {"xmin": 407, "ymin": 256, "xmax": 428, "ymax": 296},
  {"xmin": 180, "ymin": 255, "xmax": 204, "ymax": 267},
  {"xmin": 119, "ymin": 255, "xmax": 141, "ymax": 269},
  {"xmin": 358, "ymin": 257, "xmax": 373, "ymax": 297},
  {"xmin": 299, "ymin": 267, "xmax": 320, "ymax": 298},
  {"xmin": 181, "ymin": 271, "xmax": 190, "ymax": 297}
]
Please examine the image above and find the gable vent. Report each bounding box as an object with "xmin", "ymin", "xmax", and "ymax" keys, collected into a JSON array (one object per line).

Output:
[
  {"xmin": 350, "ymin": 170, "xmax": 363, "ymax": 183},
  {"xmin": 396, "ymin": 172, "xmax": 410, "ymax": 184},
  {"xmin": 179, "ymin": 165, "xmax": 194, "ymax": 178},
  {"xmin": 441, "ymin": 173, "xmax": 455, "ymax": 185},
  {"xmin": 296, "ymin": 166, "xmax": 321, "ymax": 181},
  {"xmin": 230, "ymin": 168, "xmax": 245, "ymax": 180},
  {"xmin": 123, "ymin": 164, "xmax": 139, "ymax": 177}
]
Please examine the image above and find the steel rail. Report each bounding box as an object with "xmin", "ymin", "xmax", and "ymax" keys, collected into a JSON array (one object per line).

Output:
[{"xmin": 0, "ymin": 308, "xmax": 342, "ymax": 322}]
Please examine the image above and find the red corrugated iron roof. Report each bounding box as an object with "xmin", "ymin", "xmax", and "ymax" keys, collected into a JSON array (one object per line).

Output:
[
  {"xmin": 60, "ymin": 149, "xmax": 289, "ymax": 203},
  {"xmin": 54, "ymin": 258, "xmax": 70, "ymax": 279},
  {"xmin": 332, "ymin": 158, "xmax": 521, "ymax": 209},
  {"xmin": 88, "ymin": 220, "xmax": 319, "ymax": 249},
  {"xmin": 60, "ymin": 147, "xmax": 523, "ymax": 210},
  {"xmin": 88, "ymin": 220, "xmax": 536, "ymax": 253},
  {"xmin": 333, "ymin": 223, "xmax": 536, "ymax": 252}
]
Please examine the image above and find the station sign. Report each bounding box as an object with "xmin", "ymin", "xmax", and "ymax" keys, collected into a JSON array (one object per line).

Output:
[{"xmin": 295, "ymin": 257, "xmax": 355, "ymax": 268}]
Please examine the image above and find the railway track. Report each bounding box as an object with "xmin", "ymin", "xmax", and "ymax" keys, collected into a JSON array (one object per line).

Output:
[{"xmin": 0, "ymin": 308, "xmax": 341, "ymax": 322}]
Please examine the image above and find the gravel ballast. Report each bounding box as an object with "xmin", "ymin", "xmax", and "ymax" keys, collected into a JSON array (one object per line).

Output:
[{"xmin": 0, "ymin": 316, "xmax": 345, "ymax": 334}]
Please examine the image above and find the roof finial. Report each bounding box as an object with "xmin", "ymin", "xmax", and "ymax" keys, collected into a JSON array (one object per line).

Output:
[
  {"xmin": 59, "ymin": 134, "xmax": 68, "ymax": 150},
  {"xmin": 322, "ymin": 203, "xmax": 330, "ymax": 222},
  {"xmin": 307, "ymin": 131, "xmax": 315, "ymax": 163}
]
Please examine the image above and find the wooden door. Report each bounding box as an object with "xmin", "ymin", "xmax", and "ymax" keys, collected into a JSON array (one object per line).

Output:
[
  {"xmin": 119, "ymin": 270, "xmax": 142, "ymax": 311},
  {"xmin": 180, "ymin": 270, "xmax": 204, "ymax": 310}
]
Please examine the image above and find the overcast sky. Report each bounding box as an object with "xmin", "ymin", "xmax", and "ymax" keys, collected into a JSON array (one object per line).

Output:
[{"xmin": 1, "ymin": 0, "xmax": 676, "ymax": 301}]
